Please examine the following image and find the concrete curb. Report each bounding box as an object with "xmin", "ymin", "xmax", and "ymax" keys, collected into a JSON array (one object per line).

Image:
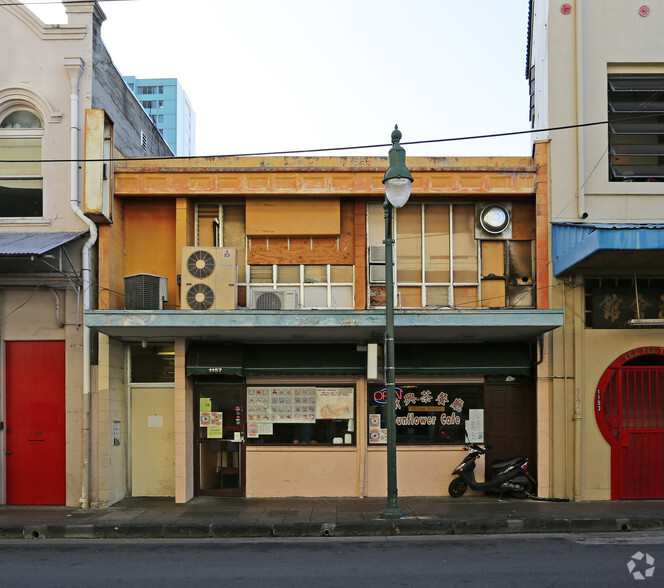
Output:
[{"xmin": 1, "ymin": 515, "xmax": 662, "ymax": 539}]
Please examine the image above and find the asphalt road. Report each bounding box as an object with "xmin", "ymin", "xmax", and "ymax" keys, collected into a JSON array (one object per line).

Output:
[{"xmin": 0, "ymin": 532, "xmax": 662, "ymax": 587}]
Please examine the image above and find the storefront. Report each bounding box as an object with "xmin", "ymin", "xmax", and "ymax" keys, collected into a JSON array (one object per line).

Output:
[{"xmin": 87, "ymin": 309, "xmax": 562, "ymax": 502}]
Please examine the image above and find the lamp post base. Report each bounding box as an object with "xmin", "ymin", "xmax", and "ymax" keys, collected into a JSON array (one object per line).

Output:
[{"xmin": 380, "ymin": 505, "xmax": 406, "ymax": 519}]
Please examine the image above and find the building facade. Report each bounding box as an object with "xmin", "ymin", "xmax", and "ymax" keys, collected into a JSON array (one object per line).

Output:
[
  {"xmin": 0, "ymin": 0, "xmax": 171, "ymax": 506},
  {"xmin": 85, "ymin": 146, "xmax": 562, "ymax": 505},
  {"xmin": 528, "ymin": 0, "xmax": 664, "ymax": 500},
  {"xmin": 124, "ymin": 77, "xmax": 196, "ymax": 156}
]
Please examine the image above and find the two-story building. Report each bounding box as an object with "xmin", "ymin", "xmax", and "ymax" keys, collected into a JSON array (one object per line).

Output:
[
  {"xmin": 85, "ymin": 144, "xmax": 562, "ymax": 504},
  {"xmin": 528, "ymin": 0, "xmax": 664, "ymax": 500},
  {"xmin": 0, "ymin": 0, "xmax": 171, "ymax": 506}
]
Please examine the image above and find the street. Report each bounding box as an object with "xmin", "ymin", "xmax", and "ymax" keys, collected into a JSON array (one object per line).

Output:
[{"xmin": 0, "ymin": 532, "xmax": 662, "ymax": 587}]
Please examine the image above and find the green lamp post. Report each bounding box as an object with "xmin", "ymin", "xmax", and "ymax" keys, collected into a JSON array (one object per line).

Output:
[{"xmin": 380, "ymin": 125, "xmax": 413, "ymax": 519}]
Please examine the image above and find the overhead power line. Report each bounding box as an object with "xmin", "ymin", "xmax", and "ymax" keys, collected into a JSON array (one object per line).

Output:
[{"xmin": 0, "ymin": 116, "xmax": 630, "ymax": 165}]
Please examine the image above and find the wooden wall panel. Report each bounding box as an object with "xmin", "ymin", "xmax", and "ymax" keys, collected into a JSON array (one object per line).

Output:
[
  {"xmin": 511, "ymin": 202, "xmax": 536, "ymax": 240},
  {"xmin": 247, "ymin": 202, "xmax": 354, "ymax": 265},
  {"xmin": 246, "ymin": 198, "xmax": 340, "ymax": 236}
]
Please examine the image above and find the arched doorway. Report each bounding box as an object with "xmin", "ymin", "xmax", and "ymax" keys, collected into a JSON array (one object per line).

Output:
[{"xmin": 595, "ymin": 347, "xmax": 664, "ymax": 499}]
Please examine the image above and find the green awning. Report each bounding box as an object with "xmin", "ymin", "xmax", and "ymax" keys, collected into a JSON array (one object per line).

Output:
[
  {"xmin": 186, "ymin": 344, "xmax": 244, "ymax": 376},
  {"xmin": 243, "ymin": 344, "xmax": 365, "ymax": 376},
  {"xmin": 394, "ymin": 343, "xmax": 533, "ymax": 375},
  {"xmin": 186, "ymin": 344, "xmax": 366, "ymax": 376}
]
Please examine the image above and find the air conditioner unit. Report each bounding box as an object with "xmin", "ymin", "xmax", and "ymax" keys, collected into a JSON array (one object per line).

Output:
[
  {"xmin": 369, "ymin": 245, "xmax": 386, "ymax": 264},
  {"xmin": 475, "ymin": 202, "xmax": 512, "ymax": 239},
  {"xmin": 369, "ymin": 264, "xmax": 386, "ymax": 284},
  {"xmin": 180, "ymin": 247, "xmax": 237, "ymax": 310},
  {"xmin": 124, "ymin": 274, "xmax": 168, "ymax": 310},
  {"xmin": 251, "ymin": 288, "xmax": 299, "ymax": 310}
]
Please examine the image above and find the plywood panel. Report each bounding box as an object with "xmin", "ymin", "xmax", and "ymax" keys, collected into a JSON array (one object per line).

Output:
[
  {"xmin": 246, "ymin": 198, "xmax": 340, "ymax": 236},
  {"xmin": 511, "ymin": 202, "xmax": 536, "ymax": 240},
  {"xmin": 481, "ymin": 240, "xmax": 505, "ymax": 277},
  {"xmin": 482, "ymin": 279, "xmax": 506, "ymax": 308}
]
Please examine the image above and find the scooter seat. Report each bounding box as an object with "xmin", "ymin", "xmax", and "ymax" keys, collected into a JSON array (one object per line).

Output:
[{"xmin": 490, "ymin": 457, "xmax": 524, "ymax": 469}]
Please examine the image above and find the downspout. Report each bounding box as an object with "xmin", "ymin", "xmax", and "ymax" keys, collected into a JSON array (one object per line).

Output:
[
  {"xmin": 65, "ymin": 57, "xmax": 98, "ymax": 509},
  {"xmin": 575, "ymin": 0, "xmax": 588, "ymax": 218}
]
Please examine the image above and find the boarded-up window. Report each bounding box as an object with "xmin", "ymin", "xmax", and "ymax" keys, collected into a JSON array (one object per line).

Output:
[{"xmin": 246, "ymin": 198, "xmax": 340, "ymax": 236}]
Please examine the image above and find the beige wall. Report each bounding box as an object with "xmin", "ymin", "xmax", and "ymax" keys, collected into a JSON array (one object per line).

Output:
[
  {"xmin": 534, "ymin": 0, "xmax": 664, "ymax": 222},
  {"xmin": 95, "ymin": 334, "xmax": 127, "ymax": 506}
]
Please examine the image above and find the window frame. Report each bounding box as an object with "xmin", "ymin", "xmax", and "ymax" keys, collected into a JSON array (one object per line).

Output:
[{"xmin": 0, "ymin": 110, "xmax": 44, "ymax": 219}]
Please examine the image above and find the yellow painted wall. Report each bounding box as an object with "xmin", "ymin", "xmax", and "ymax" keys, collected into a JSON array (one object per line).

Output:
[
  {"xmin": 123, "ymin": 199, "xmax": 178, "ymax": 308},
  {"xmin": 131, "ymin": 387, "xmax": 175, "ymax": 497}
]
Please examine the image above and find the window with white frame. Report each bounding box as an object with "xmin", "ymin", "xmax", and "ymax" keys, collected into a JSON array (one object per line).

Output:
[
  {"xmin": 608, "ymin": 74, "xmax": 664, "ymax": 182},
  {"xmin": 367, "ymin": 202, "xmax": 534, "ymax": 309},
  {"xmin": 248, "ymin": 264, "xmax": 354, "ymax": 309},
  {"xmin": 0, "ymin": 110, "xmax": 43, "ymax": 217}
]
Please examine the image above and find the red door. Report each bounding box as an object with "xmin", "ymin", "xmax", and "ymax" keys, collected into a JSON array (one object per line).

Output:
[
  {"xmin": 597, "ymin": 361, "xmax": 664, "ymax": 499},
  {"xmin": 6, "ymin": 341, "xmax": 66, "ymax": 505}
]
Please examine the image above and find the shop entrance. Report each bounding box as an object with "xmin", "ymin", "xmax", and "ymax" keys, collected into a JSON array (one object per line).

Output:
[
  {"xmin": 5, "ymin": 341, "xmax": 66, "ymax": 505},
  {"xmin": 596, "ymin": 348, "xmax": 664, "ymax": 499},
  {"xmin": 483, "ymin": 379, "xmax": 537, "ymax": 481},
  {"xmin": 195, "ymin": 384, "xmax": 246, "ymax": 496}
]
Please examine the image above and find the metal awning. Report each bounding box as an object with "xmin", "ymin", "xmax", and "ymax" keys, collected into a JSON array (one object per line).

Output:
[
  {"xmin": 185, "ymin": 342, "xmax": 535, "ymax": 377},
  {"xmin": 552, "ymin": 222, "xmax": 664, "ymax": 276},
  {"xmin": 86, "ymin": 308, "xmax": 563, "ymax": 345},
  {"xmin": 0, "ymin": 231, "xmax": 87, "ymax": 255}
]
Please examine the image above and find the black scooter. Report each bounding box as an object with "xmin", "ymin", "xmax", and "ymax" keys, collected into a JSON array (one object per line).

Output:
[{"xmin": 448, "ymin": 442, "xmax": 537, "ymax": 499}]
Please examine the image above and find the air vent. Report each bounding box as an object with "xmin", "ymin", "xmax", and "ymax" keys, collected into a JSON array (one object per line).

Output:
[
  {"xmin": 369, "ymin": 245, "xmax": 386, "ymax": 263},
  {"xmin": 124, "ymin": 274, "xmax": 168, "ymax": 310},
  {"xmin": 369, "ymin": 264, "xmax": 386, "ymax": 283},
  {"xmin": 475, "ymin": 203, "xmax": 512, "ymax": 239}
]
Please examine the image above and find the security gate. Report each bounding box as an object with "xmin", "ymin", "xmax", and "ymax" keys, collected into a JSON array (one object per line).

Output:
[{"xmin": 597, "ymin": 363, "xmax": 664, "ymax": 499}]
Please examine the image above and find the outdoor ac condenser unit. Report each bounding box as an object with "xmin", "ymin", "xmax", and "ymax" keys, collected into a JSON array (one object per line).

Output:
[
  {"xmin": 251, "ymin": 289, "xmax": 298, "ymax": 310},
  {"xmin": 124, "ymin": 274, "xmax": 168, "ymax": 310},
  {"xmin": 180, "ymin": 247, "xmax": 237, "ymax": 310}
]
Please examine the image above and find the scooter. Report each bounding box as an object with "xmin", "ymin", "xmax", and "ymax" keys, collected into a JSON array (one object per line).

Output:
[{"xmin": 448, "ymin": 442, "xmax": 537, "ymax": 499}]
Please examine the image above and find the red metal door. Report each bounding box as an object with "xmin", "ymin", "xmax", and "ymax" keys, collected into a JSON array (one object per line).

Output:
[
  {"xmin": 6, "ymin": 341, "xmax": 66, "ymax": 505},
  {"xmin": 599, "ymin": 366, "xmax": 664, "ymax": 499}
]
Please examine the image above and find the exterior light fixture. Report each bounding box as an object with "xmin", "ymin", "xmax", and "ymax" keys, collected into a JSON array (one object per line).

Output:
[{"xmin": 380, "ymin": 125, "xmax": 413, "ymax": 519}]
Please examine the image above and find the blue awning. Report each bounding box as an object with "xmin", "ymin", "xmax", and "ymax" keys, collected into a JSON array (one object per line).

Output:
[
  {"xmin": 0, "ymin": 231, "xmax": 86, "ymax": 255},
  {"xmin": 552, "ymin": 222, "xmax": 664, "ymax": 276}
]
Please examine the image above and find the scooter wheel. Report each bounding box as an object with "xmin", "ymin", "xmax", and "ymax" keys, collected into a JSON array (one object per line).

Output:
[{"xmin": 448, "ymin": 477, "xmax": 467, "ymax": 498}]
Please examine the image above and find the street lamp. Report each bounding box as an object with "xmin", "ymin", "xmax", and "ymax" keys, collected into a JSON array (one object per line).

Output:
[{"xmin": 380, "ymin": 125, "xmax": 413, "ymax": 519}]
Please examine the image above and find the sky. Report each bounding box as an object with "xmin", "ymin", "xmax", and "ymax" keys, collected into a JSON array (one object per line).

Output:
[{"xmin": 26, "ymin": 0, "xmax": 532, "ymax": 158}]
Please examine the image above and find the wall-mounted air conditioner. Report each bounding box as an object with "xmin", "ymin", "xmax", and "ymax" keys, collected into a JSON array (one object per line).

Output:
[
  {"xmin": 369, "ymin": 245, "xmax": 386, "ymax": 264},
  {"xmin": 180, "ymin": 247, "xmax": 237, "ymax": 310},
  {"xmin": 251, "ymin": 288, "xmax": 299, "ymax": 310},
  {"xmin": 475, "ymin": 203, "xmax": 512, "ymax": 239},
  {"xmin": 369, "ymin": 264, "xmax": 386, "ymax": 284},
  {"xmin": 124, "ymin": 274, "xmax": 168, "ymax": 310}
]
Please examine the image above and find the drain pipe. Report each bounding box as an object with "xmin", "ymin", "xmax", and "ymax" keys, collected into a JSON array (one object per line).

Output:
[{"xmin": 65, "ymin": 57, "xmax": 97, "ymax": 509}]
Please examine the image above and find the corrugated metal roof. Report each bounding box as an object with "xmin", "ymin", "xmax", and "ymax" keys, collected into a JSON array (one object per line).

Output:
[{"xmin": 0, "ymin": 232, "xmax": 86, "ymax": 255}]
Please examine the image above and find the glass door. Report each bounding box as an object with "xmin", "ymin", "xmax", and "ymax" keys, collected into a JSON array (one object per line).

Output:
[{"xmin": 195, "ymin": 384, "xmax": 245, "ymax": 496}]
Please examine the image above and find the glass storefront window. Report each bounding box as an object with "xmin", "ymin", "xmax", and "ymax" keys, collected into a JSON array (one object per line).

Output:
[
  {"xmin": 246, "ymin": 386, "xmax": 355, "ymax": 446},
  {"xmin": 367, "ymin": 383, "xmax": 483, "ymax": 444}
]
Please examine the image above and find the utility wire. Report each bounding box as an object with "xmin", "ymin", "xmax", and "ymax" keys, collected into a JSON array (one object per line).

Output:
[{"xmin": 0, "ymin": 113, "xmax": 653, "ymax": 165}]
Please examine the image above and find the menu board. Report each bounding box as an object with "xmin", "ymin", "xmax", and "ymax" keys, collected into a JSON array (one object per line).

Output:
[{"xmin": 247, "ymin": 387, "xmax": 317, "ymax": 424}]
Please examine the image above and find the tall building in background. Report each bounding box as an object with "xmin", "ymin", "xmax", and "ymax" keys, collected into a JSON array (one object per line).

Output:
[{"xmin": 124, "ymin": 76, "xmax": 196, "ymax": 156}]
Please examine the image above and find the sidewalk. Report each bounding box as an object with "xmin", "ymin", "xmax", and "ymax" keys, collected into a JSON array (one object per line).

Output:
[{"xmin": 1, "ymin": 496, "xmax": 663, "ymax": 539}]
